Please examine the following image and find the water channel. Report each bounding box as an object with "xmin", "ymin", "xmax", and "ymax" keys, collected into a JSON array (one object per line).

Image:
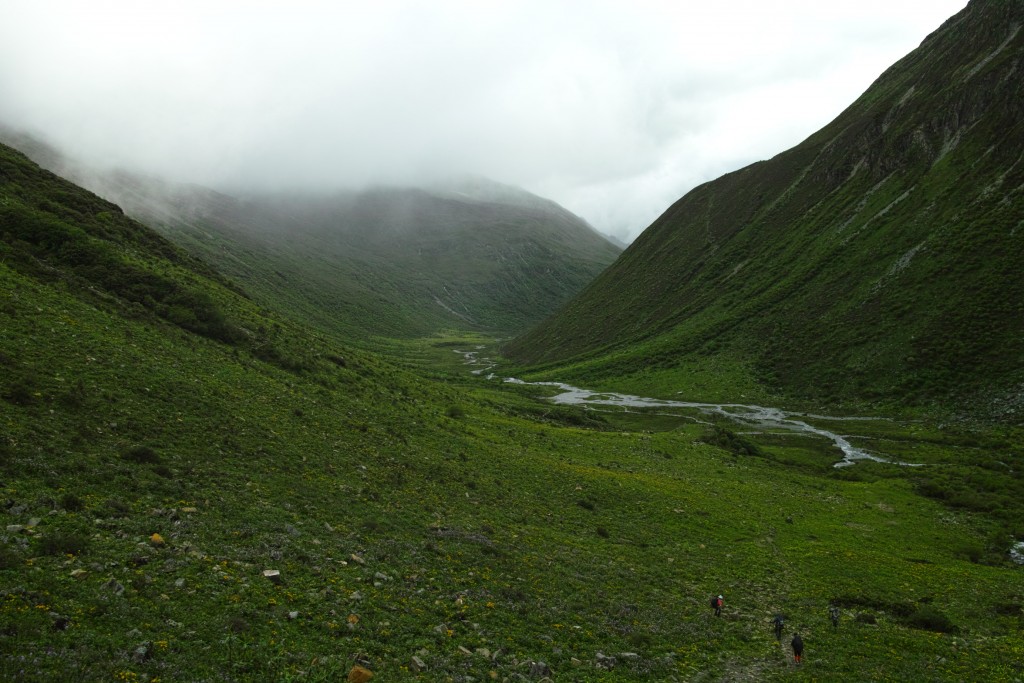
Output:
[{"xmin": 455, "ymin": 347, "xmax": 923, "ymax": 469}]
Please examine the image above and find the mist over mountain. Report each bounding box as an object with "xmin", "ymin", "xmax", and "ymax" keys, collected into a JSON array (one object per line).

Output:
[
  {"xmin": 0, "ymin": 129, "xmax": 621, "ymax": 339},
  {"xmin": 506, "ymin": 0, "xmax": 1024, "ymax": 420},
  {"xmin": 4, "ymin": 2, "xmax": 1024, "ymax": 679}
]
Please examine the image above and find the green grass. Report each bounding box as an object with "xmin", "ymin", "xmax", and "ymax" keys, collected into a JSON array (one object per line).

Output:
[
  {"xmin": 3, "ymin": 23, "xmax": 1024, "ymax": 675},
  {"xmin": 3, "ymin": 260, "xmax": 1023, "ymax": 680}
]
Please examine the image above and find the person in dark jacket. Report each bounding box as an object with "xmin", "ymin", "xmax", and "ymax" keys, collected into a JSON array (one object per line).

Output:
[
  {"xmin": 772, "ymin": 614, "xmax": 784, "ymax": 640},
  {"xmin": 791, "ymin": 633, "xmax": 804, "ymax": 664},
  {"xmin": 829, "ymin": 604, "xmax": 841, "ymax": 628}
]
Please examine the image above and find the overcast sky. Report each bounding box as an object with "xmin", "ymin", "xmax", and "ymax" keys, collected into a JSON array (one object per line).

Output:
[{"xmin": 0, "ymin": 1, "xmax": 968, "ymax": 243}]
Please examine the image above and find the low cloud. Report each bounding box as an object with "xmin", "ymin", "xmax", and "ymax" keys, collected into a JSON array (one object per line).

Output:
[{"xmin": 0, "ymin": 1, "xmax": 967, "ymax": 242}]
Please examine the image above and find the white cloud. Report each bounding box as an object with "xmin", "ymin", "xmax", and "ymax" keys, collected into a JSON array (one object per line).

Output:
[{"xmin": 0, "ymin": 0, "xmax": 968, "ymax": 242}]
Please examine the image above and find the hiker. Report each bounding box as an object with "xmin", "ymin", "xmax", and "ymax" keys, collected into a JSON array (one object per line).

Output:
[
  {"xmin": 772, "ymin": 614, "xmax": 784, "ymax": 640},
  {"xmin": 829, "ymin": 605, "xmax": 840, "ymax": 628},
  {"xmin": 791, "ymin": 633, "xmax": 804, "ymax": 664},
  {"xmin": 711, "ymin": 594, "xmax": 723, "ymax": 617}
]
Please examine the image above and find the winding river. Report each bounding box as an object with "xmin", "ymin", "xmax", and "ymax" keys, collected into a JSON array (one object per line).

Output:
[{"xmin": 456, "ymin": 347, "xmax": 921, "ymax": 469}]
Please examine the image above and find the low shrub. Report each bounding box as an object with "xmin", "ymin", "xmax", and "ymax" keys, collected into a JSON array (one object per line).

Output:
[
  {"xmin": 59, "ymin": 493, "xmax": 85, "ymax": 512},
  {"xmin": 122, "ymin": 445, "xmax": 160, "ymax": 464},
  {"xmin": 0, "ymin": 545, "xmax": 21, "ymax": 570},
  {"xmin": 699, "ymin": 425, "xmax": 765, "ymax": 458},
  {"xmin": 37, "ymin": 531, "xmax": 90, "ymax": 556},
  {"xmin": 904, "ymin": 605, "xmax": 958, "ymax": 633}
]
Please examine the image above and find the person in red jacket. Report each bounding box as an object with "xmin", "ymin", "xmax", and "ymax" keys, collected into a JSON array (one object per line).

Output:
[{"xmin": 710, "ymin": 594, "xmax": 723, "ymax": 616}]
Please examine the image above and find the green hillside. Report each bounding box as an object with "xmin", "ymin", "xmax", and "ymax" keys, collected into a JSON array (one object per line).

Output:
[
  {"xmin": 4, "ymin": 1, "xmax": 1024, "ymax": 677},
  {"xmin": 0, "ymin": 134, "xmax": 621, "ymax": 342},
  {"xmin": 505, "ymin": 0, "xmax": 1024, "ymax": 421},
  {"xmin": 3, "ymin": 137, "xmax": 1024, "ymax": 681}
]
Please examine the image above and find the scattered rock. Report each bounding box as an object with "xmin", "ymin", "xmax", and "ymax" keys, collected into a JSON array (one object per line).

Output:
[
  {"xmin": 288, "ymin": 611, "xmax": 299, "ymax": 620},
  {"xmin": 458, "ymin": 645, "xmax": 473, "ymax": 656},
  {"xmin": 595, "ymin": 652, "xmax": 617, "ymax": 670},
  {"xmin": 49, "ymin": 612, "xmax": 70, "ymax": 631},
  {"xmin": 174, "ymin": 578, "xmax": 186, "ymax": 589},
  {"xmin": 131, "ymin": 642, "xmax": 152, "ymax": 664},
  {"xmin": 1010, "ymin": 541, "xmax": 1024, "ymax": 565},
  {"xmin": 528, "ymin": 660, "xmax": 551, "ymax": 677},
  {"xmin": 26, "ymin": 518, "xmax": 41, "ymax": 528},
  {"xmin": 410, "ymin": 655, "xmax": 427, "ymax": 672},
  {"xmin": 347, "ymin": 664, "xmax": 374, "ymax": 682},
  {"xmin": 102, "ymin": 578, "xmax": 125, "ymax": 596},
  {"xmin": 263, "ymin": 569, "xmax": 282, "ymax": 584},
  {"xmin": 181, "ymin": 507, "xmax": 197, "ymax": 513},
  {"xmin": 350, "ymin": 553, "xmax": 366, "ymax": 565},
  {"xmin": 349, "ymin": 590, "xmax": 363, "ymax": 601},
  {"xmin": 70, "ymin": 569, "xmax": 88, "ymax": 580},
  {"xmin": 476, "ymin": 647, "xmax": 491, "ymax": 659},
  {"xmin": 6, "ymin": 525, "xmax": 24, "ymax": 534}
]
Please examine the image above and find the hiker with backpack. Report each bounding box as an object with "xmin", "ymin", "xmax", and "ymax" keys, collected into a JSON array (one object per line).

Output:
[
  {"xmin": 791, "ymin": 633, "xmax": 804, "ymax": 664},
  {"xmin": 829, "ymin": 604, "xmax": 840, "ymax": 628},
  {"xmin": 772, "ymin": 614, "xmax": 784, "ymax": 640},
  {"xmin": 711, "ymin": 594, "xmax": 723, "ymax": 616}
]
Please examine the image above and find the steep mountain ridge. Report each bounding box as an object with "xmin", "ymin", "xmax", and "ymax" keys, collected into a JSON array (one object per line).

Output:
[{"xmin": 506, "ymin": 0, "xmax": 1024, "ymax": 419}]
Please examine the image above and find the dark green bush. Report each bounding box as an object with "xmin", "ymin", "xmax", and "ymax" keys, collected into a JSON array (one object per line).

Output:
[
  {"xmin": 2, "ymin": 378, "xmax": 36, "ymax": 406},
  {"xmin": 105, "ymin": 499, "xmax": 131, "ymax": 517},
  {"xmin": 59, "ymin": 493, "xmax": 84, "ymax": 512},
  {"xmin": 905, "ymin": 605, "xmax": 958, "ymax": 633},
  {"xmin": 37, "ymin": 531, "xmax": 90, "ymax": 556},
  {"xmin": 122, "ymin": 446, "xmax": 161, "ymax": 464},
  {"xmin": 700, "ymin": 425, "xmax": 765, "ymax": 458},
  {"xmin": 0, "ymin": 545, "xmax": 21, "ymax": 570},
  {"xmin": 152, "ymin": 464, "xmax": 174, "ymax": 479}
]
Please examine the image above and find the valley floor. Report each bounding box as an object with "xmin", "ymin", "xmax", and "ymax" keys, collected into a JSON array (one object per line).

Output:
[{"xmin": 2, "ymin": 312, "xmax": 1022, "ymax": 681}]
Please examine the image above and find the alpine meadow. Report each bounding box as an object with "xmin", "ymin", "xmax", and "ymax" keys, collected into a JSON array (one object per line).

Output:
[{"xmin": 1, "ymin": 1, "xmax": 1023, "ymax": 682}]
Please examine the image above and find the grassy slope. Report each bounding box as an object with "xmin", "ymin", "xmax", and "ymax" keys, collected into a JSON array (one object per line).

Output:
[
  {"xmin": 0, "ymin": 154, "xmax": 622, "ymax": 342},
  {"xmin": 504, "ymin": 0, "xmax": 1024, "ymax": 420},
  {"xmin": 2, "ymin": 142, "xmax": 1023, "ymax": 681}
]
